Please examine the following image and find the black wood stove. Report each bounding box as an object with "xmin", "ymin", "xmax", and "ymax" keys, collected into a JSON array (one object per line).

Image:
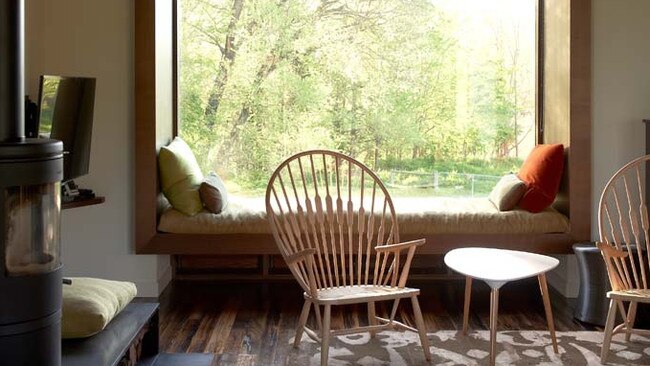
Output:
[{"xmin": 0, "ymin": 1, "xmax": 64, "ymax": 365}]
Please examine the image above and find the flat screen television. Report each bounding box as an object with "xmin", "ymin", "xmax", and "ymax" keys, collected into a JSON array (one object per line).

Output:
[{"xmin": 37, "ymin": 75, "xmax": 96, "ymax": 182}]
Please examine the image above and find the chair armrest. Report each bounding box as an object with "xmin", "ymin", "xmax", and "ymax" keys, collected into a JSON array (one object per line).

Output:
[
  {"xmin": 597, "ymin": 242, "xmax": 629, "ymax": 291},
  {"xmin": 284, "ymin": 248, "xmax": 319, "ymax": 296},
  {"xmin": 597, "ymin": 242, "xmax": 628, "ymax": 258},
  {"xmin": 375, "ymin": 239, "xmax": 426, "ymax": 253},
  {"xmin": 375, "ymin": 239, "xmax": 425, "ymax": 288},
  {"xmin": 285, "ymin": 248, "xmax": 317, "ymax": 265}
]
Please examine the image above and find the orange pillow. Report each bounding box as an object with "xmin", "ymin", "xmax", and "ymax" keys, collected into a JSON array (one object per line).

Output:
[{"xmin": 517, "ymin": 144, "xmax": 565, "ymax": 213}]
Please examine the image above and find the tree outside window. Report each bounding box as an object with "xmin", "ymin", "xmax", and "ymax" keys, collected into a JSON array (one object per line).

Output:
[{"xmin": 178, "ymin": 0, "xmax": 537, "ymax": 198}]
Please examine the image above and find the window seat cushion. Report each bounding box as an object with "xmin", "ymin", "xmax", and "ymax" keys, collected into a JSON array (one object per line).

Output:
[{"xmin": 158, "ymin": 196, "xmax": 569, "ymax": 236}]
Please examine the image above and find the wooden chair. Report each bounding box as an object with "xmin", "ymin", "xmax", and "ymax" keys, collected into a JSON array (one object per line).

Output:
[
  {"xmin": 265, "ymin": 150, "xmax": 431, "ymax": 365},
  {"xmin": 598, "ymin": 155, "xmax": 650, "ymax": 363}
]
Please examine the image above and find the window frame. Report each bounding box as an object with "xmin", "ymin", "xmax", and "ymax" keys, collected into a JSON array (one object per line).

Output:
[{"xmin": 135, "ymin": 0, "xmax": 591, "ymax": 254}]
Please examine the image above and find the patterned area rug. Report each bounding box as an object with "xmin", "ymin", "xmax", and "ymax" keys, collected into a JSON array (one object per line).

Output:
[{"xmin": 287, "ymin": 330, "xmax": 650, "ymax": 365}]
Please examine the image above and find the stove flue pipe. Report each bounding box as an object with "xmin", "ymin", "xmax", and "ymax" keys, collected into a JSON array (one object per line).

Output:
[
  {"xmin": 0, "ymin": 0, "xmax": 25, "ymax": 142},
  {"xmin": 0, "ymin": 1, "xmax": 64, "ymax": 365}
]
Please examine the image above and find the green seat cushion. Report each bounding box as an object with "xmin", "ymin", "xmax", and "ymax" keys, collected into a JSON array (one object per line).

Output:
[
  {"xmin": 62, "ymin": 277, "xmax": 137, "ymax": 339},
  {"xmin": 159, "ymin": 137, "xmax": 204, "ymax": 216}
]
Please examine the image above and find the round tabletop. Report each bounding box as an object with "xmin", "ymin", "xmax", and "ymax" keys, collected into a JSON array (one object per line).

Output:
[{"xmin": 444, "ymin": 247, "xmax": 559, "ymax": 283}]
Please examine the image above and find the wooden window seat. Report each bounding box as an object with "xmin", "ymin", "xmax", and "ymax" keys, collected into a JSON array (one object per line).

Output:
[
  {"xmin": 151, "ymin": 195, "xmax": 573, "ymax": 256},
  {"xmin": 159, "ymin": 196, "xmax": 569, "ymax": 236},
  {"xmin": 134, "ymin": 0, "xmax": 591, "ymax": 277}
]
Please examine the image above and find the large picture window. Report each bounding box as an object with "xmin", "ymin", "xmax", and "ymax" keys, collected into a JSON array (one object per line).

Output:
[{"xmin": 177, "ymin": 0, "xmax": 537, "ymax": 198}]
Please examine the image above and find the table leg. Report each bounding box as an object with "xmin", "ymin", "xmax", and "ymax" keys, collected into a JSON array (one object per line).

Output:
[
  {"xmin": 462, "ymin": 276, "xmax": 472, "ymax": 335},
  {"xmin": 489, "ymin": 287, "xmax": 499, "ymax": 366},
  {"xmin": 538, "ymin": 273, "xmax": 558, "ymax": 353}
]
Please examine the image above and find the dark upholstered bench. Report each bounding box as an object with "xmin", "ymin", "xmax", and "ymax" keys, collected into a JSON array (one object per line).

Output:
[
  {"xmin": 62, "ymin": 302, "xmax": 214, "ymax": 366},
  {"xmin": 62, "ymin": 302, "xmax": 159, "ymax": 366}
]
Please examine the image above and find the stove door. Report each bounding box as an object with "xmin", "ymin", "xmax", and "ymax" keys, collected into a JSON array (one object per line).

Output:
[{"xmin": 4, "ymin": 182, "xmax": 61, "ymax": 276}]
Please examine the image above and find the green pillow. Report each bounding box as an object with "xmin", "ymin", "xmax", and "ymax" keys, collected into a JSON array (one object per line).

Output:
[
  {"xmin": 62, "ymin": 277, "xmax": 137, "ymax": 339},
  {"xmin": 159, "ymin": 137, "xmax": 204, "ymax": 215}
]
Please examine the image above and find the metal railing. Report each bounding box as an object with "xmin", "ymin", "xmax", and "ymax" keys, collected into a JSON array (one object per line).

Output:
[{"xmin": 386, "ymin": 170, "xmax": 501, "ymax": 196}]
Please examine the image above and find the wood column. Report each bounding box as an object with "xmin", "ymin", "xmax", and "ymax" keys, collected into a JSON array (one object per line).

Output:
[
  {"xmin": 541, "ymin": 0, "xmax": 592, "ymax": 243},
  {"xmin": 135, "ymin": 0, "xmax": 175, "ymax": 253}
]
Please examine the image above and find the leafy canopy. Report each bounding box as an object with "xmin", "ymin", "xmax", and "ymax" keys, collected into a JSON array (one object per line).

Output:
[{"xmin": 178, "ymin": 0, "xmax": 536, "ymax": 197}]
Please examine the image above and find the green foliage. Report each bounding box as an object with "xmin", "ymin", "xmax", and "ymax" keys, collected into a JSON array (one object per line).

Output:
[{"xmin": 178, "ymin": 0, "xmax": 536, "ymax": 196}]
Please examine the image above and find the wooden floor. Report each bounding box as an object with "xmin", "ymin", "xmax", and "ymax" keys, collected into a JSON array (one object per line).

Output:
[{"xmin": 157, "ymin": 278, "xmax": 597, "ymax": 363}]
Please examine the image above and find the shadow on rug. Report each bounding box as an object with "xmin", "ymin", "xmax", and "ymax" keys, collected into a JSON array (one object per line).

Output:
[{"xmin": 288, "ymin": 330, "xmax": 650, "ymax": 365}]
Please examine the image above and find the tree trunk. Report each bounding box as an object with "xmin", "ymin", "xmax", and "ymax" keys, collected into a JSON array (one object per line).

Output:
[
  {"xmin": 203, "ymin": 0, "xmax": 245, "ymax": 127},
  {"xmin": 217, "ymin": 51, "xmax": 279, "ymax": 162},
  {"xmin": 513, "ymin": 75, "xmax": 518, "ymax": 157},
  {"xmin": 374, "ymin": 141, "xmax": 379, "ymax": 170}
]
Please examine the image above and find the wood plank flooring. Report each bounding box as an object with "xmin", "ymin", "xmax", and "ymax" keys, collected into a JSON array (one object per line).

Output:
[{"xmin": 157, "ymin": 278, "xmax": 597, "ymax": 364}]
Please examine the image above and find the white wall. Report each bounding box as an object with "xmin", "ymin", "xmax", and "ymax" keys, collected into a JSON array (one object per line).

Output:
[
  {"xmin": 591, "ymin": 0, "xmax": 650, "ymax": 235},
  {"xmin": 551, "ymin": 0, "xmax": 650, "ymax": 298},
  {"xmin": 25, "ymin": 0, "xmax": 171, "ymax": 297}
]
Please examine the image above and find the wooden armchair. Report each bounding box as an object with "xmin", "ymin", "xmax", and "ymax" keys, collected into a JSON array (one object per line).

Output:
[
  {"xmin": 265, "ymin": 150, "xmax": 431, "ymax": 365},
  {"xmin": 598, "ymin": 155, "xmax": 650, "ymax": 363}
]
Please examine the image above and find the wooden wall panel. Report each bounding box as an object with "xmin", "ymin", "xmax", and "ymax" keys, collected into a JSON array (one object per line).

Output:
[
  {"xmin": 155, "ymin": 0, "xmax": 174, "ymax": 150},
  {"xmin": 567, "ymin": 0, "xmax": 592, "ymax": 242},
  {"xmin": 543, "ymin": 0, "xmax": 570, "ymax": 216},
  {"xmin": 543, "ymin": 0, "xmax": 570, "ymax": 146},
  {"xmin": 135, "ymin": 0, "xmax": 158, "ymax": 251},
  {"xmin": 542, "ymin": 0, "xmax": 591, "ymax": 242},
  {"xmin": 135, "ymin": 0, "xmax": 175, "ymax": 253}
]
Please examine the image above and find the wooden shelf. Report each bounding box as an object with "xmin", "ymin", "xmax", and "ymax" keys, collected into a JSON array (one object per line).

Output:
[{"xmin": 62, "ymin": 196, "xmax": 105, "ymax": 210}]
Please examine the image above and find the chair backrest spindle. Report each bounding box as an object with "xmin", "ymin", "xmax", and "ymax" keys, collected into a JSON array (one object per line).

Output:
[
  {"xmin": 266, "ymin": 150, "xmax": 400, "ymax": 294},
  {"xmin": 599, "ymin": 155, "xmax": 650, "ymax": 291}
]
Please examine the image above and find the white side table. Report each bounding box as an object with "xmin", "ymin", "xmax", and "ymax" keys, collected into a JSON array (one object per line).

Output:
[{"xmin": 444, "ymin": 247, "xmax": 560, "ymax": 366}]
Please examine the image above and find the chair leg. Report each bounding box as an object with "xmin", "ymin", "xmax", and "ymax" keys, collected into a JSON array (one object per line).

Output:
[
  {"xmin": 320, "ymin": 304, "xmax": 331, "ymax": 366},
  {"xmin": 389, "ymin": 298, "xmax": 400, "ymax": 323},
  {"xmin": 617, "ymin": 300, "xmax": 628, "ymax": 322},
  {"xmin": 294, "ymin": 299, "xmax": 311, "ymax": 348},
  {"xmin": 626, "ymin": 301, "xmax": 638, "ymax": 341},
  {"xmin": 462, "ymin": 276, "xmax": 472, "ymax": 335},
  {"xmin": 314, "ymin": 302, "xmax": 323, "ymax": 332},
  {"xmin": 411, "ymin": 295, "xmax": 432, "ymax": 362},
  {"xmin": 368, "ymin": 301, "xmax": 378, "ymax": 338},
  {"xmin": 601, "ymin": 299, "xmax": 618, "ymax": 364}
]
